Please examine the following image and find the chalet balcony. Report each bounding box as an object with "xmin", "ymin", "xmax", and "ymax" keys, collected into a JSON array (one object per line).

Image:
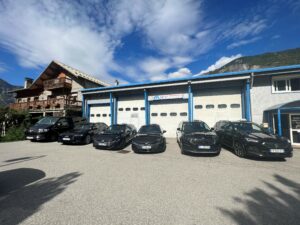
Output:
[
  {"xmin": 43, "ymin": 77, "xmax": 72, "ymax": 90},
  {"xmin": 10, "ymin": 98, "xmax": 82, "ymax": 112}
]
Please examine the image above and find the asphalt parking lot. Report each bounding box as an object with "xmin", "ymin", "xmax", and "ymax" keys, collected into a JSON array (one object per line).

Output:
[{"xmin": 0, "ymin": 139, "xmax": 300, "ymax": 225}]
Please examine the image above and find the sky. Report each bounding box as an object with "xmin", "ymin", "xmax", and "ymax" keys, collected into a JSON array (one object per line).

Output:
[{"xmin": 0, "ymin": 0, "xmax": 299, "ymax": 86}]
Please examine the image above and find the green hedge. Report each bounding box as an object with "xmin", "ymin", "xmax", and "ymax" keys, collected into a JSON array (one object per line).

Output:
[{"xmin": 0, "ymin": 125, "xmax": 26, "ymax": 142}]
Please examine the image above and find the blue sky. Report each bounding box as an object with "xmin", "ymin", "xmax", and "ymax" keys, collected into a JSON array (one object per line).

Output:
[{"xmin": 0, "ymin": 0, "xmax": 299, "ymax": 86}]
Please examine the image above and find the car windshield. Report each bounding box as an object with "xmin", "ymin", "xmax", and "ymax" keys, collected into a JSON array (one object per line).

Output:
[
  {"xmin": 74, "ymin": 124, "xmax": 91, "ymax": 130},
  {"xmin": 36, "ymin": 117, "xmax": 59, "ymax": 125},
  {"xmin": 105, "ymin": 125, "xmax": 125, "ymax": 133},
  {"xmin": 234, "ymin": 122, "xmax": 263, "ymax": 133},
  {"xmin": 183, "ymin": 122, "xmax": 210, "ymax": 133},
  {"xmin": 138, "ymin": 125, "xmax": 161, "ymax": 134}
]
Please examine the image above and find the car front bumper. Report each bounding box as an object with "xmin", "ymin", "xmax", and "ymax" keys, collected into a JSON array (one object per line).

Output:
[
  {"xmin": 93, "ymin": 139, "xmax": 122, "ymax": 150},
  {"xmin": 25, "ymin": 132, "xmax": 49, "ymax": 141},
  {"xmin": 58, "ymin": 136, "xmax": 86, "ymax": 144},
  {"xmin": 132, "ymin": 142, "xmax": 165, "ymax": 153},
  {"xmin": 246, "ymin": 144, "xmax": 293, "ymax": 158},
  {"xmin": 181, "ymin": 142, "xmax": 221, "ymax": 154}
]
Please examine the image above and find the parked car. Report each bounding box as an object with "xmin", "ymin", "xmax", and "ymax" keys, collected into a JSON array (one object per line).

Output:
[
  {"xmin": 132, "ymin": 124, "xmax": 166, "ymax": 153},
  {"xmin": 176, "ymin": 121, "xmax": 221, "ymax": 155},
  {"xmin": 93, "ymin": 124, "xmax": 137, "ymax": 150},
  {"xmin": 25, "ymin": 117, "xmax": 85, "ymax": 141},
  {"xmin": 215, "ymin": 120, "xmax": 293, "ymax": 158},
  {"xmin": 58, "ymin": 122, "xmax": 108, "ymax": 145}
]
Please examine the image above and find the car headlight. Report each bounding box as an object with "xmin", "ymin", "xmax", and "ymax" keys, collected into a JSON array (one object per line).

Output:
[
  {"xmin": 212, "ymin": 136, "xmax": 218, "ymax": 144},
  {"xmin": 189, "ymin": 138, "xmax": 198, "ymax": 145},
  {"xmin": 38, "ymin": 128, "xmax": 49, "ymax": 133},
  {"xmin": 245, "ymin": 137, "xmax": 259, "ymax": 143},
  {"xmin": 286, "ymin": 139, "xmax": 291, "ymax": 144}
]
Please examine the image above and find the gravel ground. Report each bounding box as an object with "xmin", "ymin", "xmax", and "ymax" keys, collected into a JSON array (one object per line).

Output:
[{"xmin": 0, "ymin": 139, "xmax": 300, "ymax": 225}]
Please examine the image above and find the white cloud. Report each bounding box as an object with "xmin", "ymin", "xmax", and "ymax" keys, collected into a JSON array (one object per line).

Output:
[
  {"xmin": 0, "ymin": 62, "xmax": 6, "ymax": 72},
  {"xmin": 168, "ymin": 68, "xmax": 192, "ymax": 79},
  {"xmin": 195, "ymin": 54, "xmax": 242, "ymax": 75},
  {"xmin": 227, "ymin": 37, "xmax": 261, "ymax": 49}
]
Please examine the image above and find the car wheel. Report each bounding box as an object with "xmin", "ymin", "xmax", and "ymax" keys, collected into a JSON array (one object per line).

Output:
[
  {"xmin": 234, "ymin": 141, "xmax": 246, "ymax": 158},
  {"xmin": 85, "ymin": 135, "xmax": 91, "ymax": 144}
]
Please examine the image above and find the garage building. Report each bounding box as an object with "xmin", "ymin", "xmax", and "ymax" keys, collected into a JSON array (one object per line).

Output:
[{"xmin": 81, "ymin": 64, "xmax": 300, "ymax": 145}]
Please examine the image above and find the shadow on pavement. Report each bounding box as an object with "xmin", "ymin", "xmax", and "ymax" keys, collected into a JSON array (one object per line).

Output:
[
  {"xmin": 1, "ymin": 155, "xmax": 46, "ymax": 168},
  {"xmin": 0, "ymin": 168, "xmax": 81, "ymax": 225},
  {"xmin": 218, "ymin": 174, "xmax": 300, "ymax": 225}
]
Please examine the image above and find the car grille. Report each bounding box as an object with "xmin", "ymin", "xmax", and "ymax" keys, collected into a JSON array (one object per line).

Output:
[{"xmin": 263, "ymin": 141, "xmax": 287, "ymax": 149}]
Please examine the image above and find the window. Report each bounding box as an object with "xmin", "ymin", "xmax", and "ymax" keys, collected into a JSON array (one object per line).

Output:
[
  {"xmin": 218, "ymin": 104, "xmax": 227, "ymax": 109},
  {"xmin": 274, "ymin": 80, "xmax": 287, "ymax": 92},
  {"xmin": 109, "ymin": 114, "xmax": 111, "ymax": 117},
  {"xmin": 103, "ymin": 114, "xmax": 107, "ymax": 117},
  {"xmin": 90, "ymin": 114, "xmax": 95, "ymax": 117},
  {"xmin": 273, "ymin": 76, "xmax": 300, "ymax": 93},
  {"xmin": 133, "ymin": 107, "xmax": 138, "ymax": 111},
  {"xmin": 230, "ymin": 104, "xmax": 240, "ymax": 108},
  {"xmin": 180, "ymin": 112, "xmax": 187, "ymax": 116},
  {"xmin": 160, "ymin": 113, "xmax": 167, "ymax": 116},
  {"xmin": 206, "ymin": 104, "xmax": 214, "ymax": 109},
  {"xmin": 125, "ymin": 108, "xmax": 131, "ymax": 111},
  {"xmin": 170, "ymin": 112, "xmax": 177, "ymax": 116},
  {"xmin": 195, "ymin": 105, "xmax": 203, "ymax": 109},
  {"xmin": 96, "ymin": 114, "xmax": 100, "ymax": 117},
  {"xmin": 151, "ymin": 113, "xmax": 158, "ymax": 116},
  {"xmin": 119, "ymin": 108, "xmax": 124, "ymax": 111},
  {"xmin": 291, "ymin": 78, "xmax": 300, "ymax": 91},
  {"xmin": 140, "ymin": 107, "xmax": 145, "ymax": 111}
]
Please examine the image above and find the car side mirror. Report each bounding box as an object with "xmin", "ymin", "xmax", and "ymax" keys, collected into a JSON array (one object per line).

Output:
[
  {"xmin": 163, "ymin": 130, "xmax": 166, "ymax": 133},
  {"xmin": 210, "ymin": 128, "xmax": 214, "ymax": 131}
]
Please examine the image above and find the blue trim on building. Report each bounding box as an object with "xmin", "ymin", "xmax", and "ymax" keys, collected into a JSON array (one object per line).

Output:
[
  {"xmin": 86, "ymin": 104, "xmax": 90, "ymax": 122},
  {"xmin": 82, "ymin": 95, "xmax": 85, "ymax": 118},
  {"xmin": 81, "ymin": 64, "xmax": 300, "ymax": 93},
  {"xmin": 114, "ymin": 96, "xmax": 118, "ymax": 124},
  {"xmin": 188, "ymin": 85, "xmax": 193, "ymax": 122},
  {"xmin": 245, "ymin": 79, "xmax": 252, "ymax": 121},
  {"xmin": 144, "ymin": 89, "xmax": 150, "ymax": 125},
  {"xmin": 277, "ymin": 109, "xmax": 282, "ymax": 136},
  {"xmin": 110, "ymin": 93, "xmax": 114, "ymax": 126},
  {"xmin": 241, "ymin": 87, "xmax": 245, "ymax": 119}
]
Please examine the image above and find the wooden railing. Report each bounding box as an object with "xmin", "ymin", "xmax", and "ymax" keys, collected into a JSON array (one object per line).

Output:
[
  {"xmin": 43, "ymin": 77, "xmax": 72, "ymax": 90},
  {"xmin": 10, "ymin": 98, "xmax": 82, "ymax": 111}
]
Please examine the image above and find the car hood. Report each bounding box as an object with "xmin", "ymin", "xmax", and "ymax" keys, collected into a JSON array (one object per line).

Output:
[
  {"xmin": 133, "ymin": 134, "xmax": 162, "ymax": 144},
  {"xmin": 245, "ymin": 132, "xmax": 282, "ymax": 142},
  {"xmin": 184, "ymin": 131, "xmax": 217, "ymax": 138},
  {"xmin": 94, "ymin": 133, "xmax": 122, "ymax": 142}
]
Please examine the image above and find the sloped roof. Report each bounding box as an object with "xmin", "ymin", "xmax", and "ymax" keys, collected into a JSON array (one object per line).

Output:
[{"xmin": 53, "ymin": 60, "xmax": 109, "ymax": 86}]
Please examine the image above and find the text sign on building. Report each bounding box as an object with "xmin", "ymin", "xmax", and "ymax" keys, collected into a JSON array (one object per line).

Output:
[
  {"xmin": 149, "ymin": 93, "xmax": 188, "ymax": 101},
  {"xmin": 87, "ymin": 99, "xmax": 110, "ymax": 105}
]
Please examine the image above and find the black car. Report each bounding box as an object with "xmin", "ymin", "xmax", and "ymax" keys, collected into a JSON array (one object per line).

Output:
[
  {"xmin": 93, "ymin": 124, "xmax": 137, "ymax": 150},
  {"xmin": 215, "ymin": 120, "xmax": 293, "ymax": 158},
  {"xmin": 58, "ymin": 123, "xmax": 108, "ymax": 145},
  {"xmin": 176, "ymin": 121, "xmax": 221, "ymax": 155},
  {"xmin": 132, "ymin": 124, "xmax": 166, "ymax": 153},
  {"xmin": 25, "ymin": 117, "xmax": 84, "ymax": 141}
]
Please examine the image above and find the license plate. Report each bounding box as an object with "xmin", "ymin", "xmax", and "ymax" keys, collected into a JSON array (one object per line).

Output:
[
  {"xmin": 198, "ymin": 145, "xmax": 210, "ymax": 149},
  {"xmin": 142, "ymin": 145, "xmax": 151, "ymax": 150},
  {"xmin": 270, "ymin": 149, "xmax": 285, "ymax": 153},
  {"xmin": 63, "ymin": 137, "xmax": 70, "ymax": 141},
  {"xmin": 98, "ymin": 143, "xmax": 107, "ymax": 146},
  {"xmin": 26, "ymin": 136, "xmax": 34, "ymax": 140}
]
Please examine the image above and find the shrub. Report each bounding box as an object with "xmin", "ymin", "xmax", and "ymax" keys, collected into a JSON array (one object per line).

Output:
[{"xmin": 1, "ymin": 125, "xmax": 26, "ymax": 142}]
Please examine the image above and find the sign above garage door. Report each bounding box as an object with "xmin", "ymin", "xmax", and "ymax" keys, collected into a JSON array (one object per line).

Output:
[{"xmin": 149, "ymin": 93, "xmax": 188, "ymax": 101}]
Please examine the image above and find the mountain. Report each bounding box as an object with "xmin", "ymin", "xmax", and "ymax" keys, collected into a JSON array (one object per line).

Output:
[
  {"xmin": 0, "ymin": 79, "xmax": 22, "ymax": 107},
  {"xmin": 208, "ymin": 48, "xmax": 300, "ymax": 74}
]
